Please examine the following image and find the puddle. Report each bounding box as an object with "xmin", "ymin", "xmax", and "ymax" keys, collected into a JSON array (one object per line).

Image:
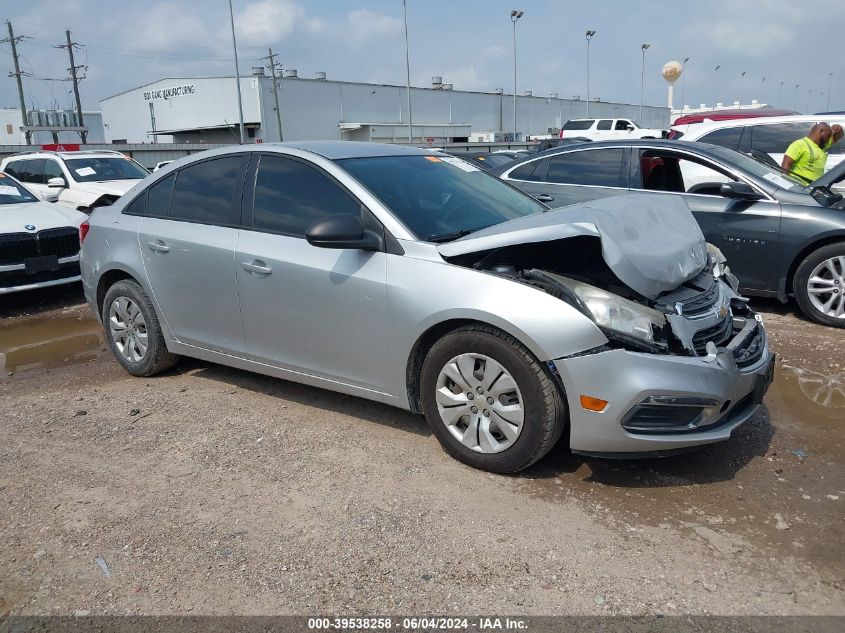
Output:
[
  {"xmin": 0, "ymin": 314, "xmax": 104, "ymax": 373},
  {"xmin": 768, "ymin": 364, "xmax": 845, "ymax": 424}
]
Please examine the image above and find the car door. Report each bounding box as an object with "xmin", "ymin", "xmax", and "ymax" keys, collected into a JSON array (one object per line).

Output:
[
  {"xmin": 504, "ymin": 147, "xmax": 630, "ymax": 208},
  {"xmin": 631, "ymin": 148, "xmax": 782, "ymax": 293},
  {"xmin": 137, "ymin": 154, "xmax": 248, "ymax": 354},
  {"xmin": 613, "ymin": 119, "xmax": 634, "ymax": 139},
  {"xmin": 235, "ymin": 153, "xmax": 389, "ymax": 391}
]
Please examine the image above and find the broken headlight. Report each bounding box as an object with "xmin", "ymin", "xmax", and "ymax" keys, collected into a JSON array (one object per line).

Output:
[{"xmin": 553, "ymin": 275, "xmax": 666, "ymax": 347}]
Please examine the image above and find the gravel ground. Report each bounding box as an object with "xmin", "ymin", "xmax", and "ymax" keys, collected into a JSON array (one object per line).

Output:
[{"xmin": 1, "ymin": 285, "xmax": 843, "ymax": 616}]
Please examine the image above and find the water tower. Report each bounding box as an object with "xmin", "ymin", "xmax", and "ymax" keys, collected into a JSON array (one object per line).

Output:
[{"xmin": 662, "ymin": 61, "xmax": 683, "ymax": 110}]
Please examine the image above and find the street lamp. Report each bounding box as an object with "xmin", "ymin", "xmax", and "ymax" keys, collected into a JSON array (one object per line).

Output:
[
  {"xmin": 739, "ymin": 70, "xmax": 746, "ymax": 107},
  {"xmin": 795, "ymin": 83, "xmax": 800, "ymax": 111},
  {"xmin": 761, "ymin": 76, "xmax": 766, "ymax": 103},
  {"xmin": 511, "ymin": 10, "xmax": 524, "ymax": 141},
  {"xmin": 779, "ymin": 81, "xmax": 784, "ymax": 105},
  {"xmin": 639, "ymin": 43, "xmax": 650, "ymax": 124},
  {"xmin": 403, "ymin": 0, "xmax": 412, "ymax": 143},
  {"xmin": 680, "ymin": 57, "xmax": 690, "ymax": 113},
  {"xmin": 585, "ymin": 30, "xmax": 596, "ymax": 117},
  {"xmin": 713, "ymin": 65, "xmax": 720, "ymax": 110}
]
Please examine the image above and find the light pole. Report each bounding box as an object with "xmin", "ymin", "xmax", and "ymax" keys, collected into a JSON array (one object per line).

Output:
[
  {"xmin": 795, "ymin": 83, "xmax": 800, "ymax": 111},
  {"xmin": 713, "ymin": 65, "xmax": 720, "ymax": 110},
  {"xmin": 511, "ymin": 10, "xmax": 523, "ymax": 140},
  {"xmin": 808, "ymin": 89, "xmax": 813, "ymax": 114},
  {"xmin": 779, "ymin": 81, "xmax": 784, "ymax": 105},
  {"xmin": 680, "ymin": 57, "xmax": 690, "ymax": 112},
  {"xmin": 827, "ymin": 73, "xmax": 833, "ymax": 111},
  {"xmin": 585, "ymin": 30, "xmax": 596, "ymax": 117},
  {"xmin": 403, "ymin": 0, "xmax": 413, "ymax": 143},
  {"xmin": 227, "ymin": 0, "xmax": 245, "ymax": 144},
  {"xmin": 739, "ymin": 71, "xmax": 746, "ymax": 107},
  {"xmin": 761, "ymin": 76, "xmax": 766, "ymax": 103},
  {"xmin": 639, "ymin": 43, "xmax": 650, "ymax": 124}
]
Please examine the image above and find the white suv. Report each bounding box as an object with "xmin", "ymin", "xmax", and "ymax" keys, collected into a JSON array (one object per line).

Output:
[
  {"xmin": 561, "ymin": 118, "xmax": 667, "ymax": 141},
  {"xmin": 674, "ymin": 114, "xmax": 845, "ymax": 188},
  {"xmin": 0, "ymin": 150, "xmax": 149, "ymax": 212}
]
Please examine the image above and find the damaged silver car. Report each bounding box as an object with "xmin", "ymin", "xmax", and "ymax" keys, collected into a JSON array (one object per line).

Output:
[{"xmin": 80, "ymin": 142, "xmax": 774, "ymax": 473}]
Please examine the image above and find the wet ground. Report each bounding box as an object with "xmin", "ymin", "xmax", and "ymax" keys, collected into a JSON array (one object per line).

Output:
[{"xmin": 1, "ymin": 284, "xmax": 843, "ymax": 615}]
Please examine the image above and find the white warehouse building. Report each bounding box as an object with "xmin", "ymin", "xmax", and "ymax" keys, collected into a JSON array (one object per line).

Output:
[{"xmin": 100, "ymin": 71, "xmax": 669, "ymax": 145}]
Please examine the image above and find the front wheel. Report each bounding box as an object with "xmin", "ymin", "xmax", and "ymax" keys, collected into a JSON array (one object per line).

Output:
[
  {"xmin": 793, "ymin": 243, "xmax": 845, "ymax": 327},
  {"xmin": 419, "ymin": 325, "xmax": 566, "ymax": 473}
]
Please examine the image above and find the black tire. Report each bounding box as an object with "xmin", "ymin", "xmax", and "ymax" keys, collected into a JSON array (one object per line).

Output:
[
  {"xmin": 793, "ymin": 243, "xmax": 845, "ymax": 328},
  {"xmin": 419, "ymin": 325, "xmax": 566, "ymax": 473},
  {"xmin": 101, "ymin": 279, "xmax": 179, "ymax": 376}
]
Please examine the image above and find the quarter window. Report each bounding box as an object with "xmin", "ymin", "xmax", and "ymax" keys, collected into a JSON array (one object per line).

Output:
[
  {"xmin": 562, "ymin": 120, "xmax": 593, "ymax": 131},
  {"xmin": 252, "ymin": 155, "xmax": 362, "ymax": 237},
  {"xmin": 546, "ymin": 149, "xmax": 627, "ymax": 187},
  {"xmin": 508, "ymin": 159, "xmax": 544, "ymax": 181},
  {"xmin": 169, "ymin": 156, "xmax": 245, "ymax": 226},
  {"xmin": 145, "ymin": 173, "xmax": 175, "ymax": 218}
]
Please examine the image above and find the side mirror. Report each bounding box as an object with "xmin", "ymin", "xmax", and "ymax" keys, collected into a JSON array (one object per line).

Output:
[
  {"xmin": 719, "ymin": 181, "xmax": 762, "ymax": 201},
  {"xmin": 47, "ymin": 177, "xmax": 67, "ymax": 188},
  {"xmin": 626, "ymin": 124, "xmax": 635, "ymax": 131},
  {"xmin": 305, "ymin": 214, "xmax": 383, "ymax": 251}
]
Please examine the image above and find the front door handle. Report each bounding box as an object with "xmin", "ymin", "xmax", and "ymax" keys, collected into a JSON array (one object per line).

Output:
[
  {"xmin": 147, "ymin": 240, "xmax": 170, "ymax": 253},
  {"xmin": 535, "ymin": 194, "xmax": 555, "ymax": 203},
  {"xmin": 242, "ymin": 260, "xmax": 272, "ymax": 276}
]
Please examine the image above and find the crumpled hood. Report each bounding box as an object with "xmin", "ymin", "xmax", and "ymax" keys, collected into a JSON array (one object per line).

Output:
[
  {"xmin": 72, "ymin": 180, "xmax": 141, "ymax": 197},
  {"xmin": 438, "ymin": 194, "xmax": 708, "ymax": 299},
  {"xmin": 0, "ymin": 200, "xmax": 87, "ymax": 233}
]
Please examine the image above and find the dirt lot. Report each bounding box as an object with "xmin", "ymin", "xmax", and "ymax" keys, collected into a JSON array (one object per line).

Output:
[{"xmin": 1, "ymin": 284, "xmax": 843, "ymax": 616}]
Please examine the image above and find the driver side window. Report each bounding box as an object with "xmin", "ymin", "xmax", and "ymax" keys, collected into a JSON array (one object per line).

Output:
[{"xmin": 636, "ymin": 151, "xmax": 736, "ymax": 196}]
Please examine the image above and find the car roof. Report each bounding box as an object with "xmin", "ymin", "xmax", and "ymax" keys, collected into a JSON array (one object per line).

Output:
[
  {"xmin": 273, "ymin": 141, "xmax": 432, "ymax": 160},
  {"xmin": 676, "ymin": 113, "xmax": 845, "ymax": 136},
  {"xmin": 3, "ymin": 150, "xmax": 128, "ymax": 161}
]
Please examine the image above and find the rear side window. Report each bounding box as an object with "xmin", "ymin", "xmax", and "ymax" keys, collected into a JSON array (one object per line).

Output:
[
  {"xmin": 3, "ymin": 160, "xmax": 22, "ymax": 179},
  {"xmin": 698, "ymin": 127, "xmax": 744, "ymax": 150},
  {"xmin": 169, "ymin": 156, "xmax": 245, "ymax": 226},
  {"xmin": 123, "ymin": 191, "xmax": 147, "ymax": 216},
  {"xmin": 145, "ymin": 173, "xmax": 175, "ymax": 218},
  {"xmin": 750, "ymin": 122, "xmax": 818, "ymax": 154},
  {"xmin": 546, "ymin": 149, "xmax": 627, "ymax": 187},
  {"xmin": 508, "ymin": 159, "xmax": 544, "ymax": 181},
  {"xmin": 563, "ymin": 120, "xmax": 593, "ymax": 131},
  {"xmin": 9, "ymin": 159, "xmax": 45, "ymax": 184},
  {"xmin": 597, "ymin": 120, "xmax": 612, "ymax": 130},
  {"xmin": 252, "ymin": 154, "xmax": 362, "ymax": 237}
]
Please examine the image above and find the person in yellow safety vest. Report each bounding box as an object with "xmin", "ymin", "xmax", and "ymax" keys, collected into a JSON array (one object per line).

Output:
[{"xmin": 781, "ymin": 122, "xmax": 844, "ymax": 184}]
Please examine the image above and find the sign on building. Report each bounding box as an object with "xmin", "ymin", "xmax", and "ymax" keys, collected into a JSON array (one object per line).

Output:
[{"xmin": 143, "ymin": 84, "xmax": 196, "ymax": 102}]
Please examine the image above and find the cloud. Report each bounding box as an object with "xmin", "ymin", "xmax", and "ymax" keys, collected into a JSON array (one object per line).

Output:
[
  {"xmin": 345, "ymin": 9, "xmax": 403, "ymax": 47},
  {"xmin": 232, "ymin": 0, "xmax": 307, "ymax": 46},
  {"xmin": 128, "ymin": 3, "xmax": 211, "ymax": 50},
  {"xmin": 481, "ymin": 44, "xmax": 508, "ymax": 59}
]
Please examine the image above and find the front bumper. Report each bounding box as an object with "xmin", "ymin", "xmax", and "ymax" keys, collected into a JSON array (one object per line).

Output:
[
  {"xmin": 553, "ymin": 322, "xmax": 773, "ymax": 454},
  {"xmin": 0, "ymin": 256, "xmax": 81, "ymax": 294}
]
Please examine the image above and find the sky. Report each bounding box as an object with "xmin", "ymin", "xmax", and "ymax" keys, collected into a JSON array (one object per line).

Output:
[{"xmin": 1, "ymin": 0, "xmax": 842, "ymax": 115}]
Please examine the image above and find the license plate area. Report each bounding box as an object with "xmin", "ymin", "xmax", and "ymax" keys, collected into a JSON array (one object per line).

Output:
[{"xmin": 24, "ymin": 255, "xmax": 59, "ymax": 274}]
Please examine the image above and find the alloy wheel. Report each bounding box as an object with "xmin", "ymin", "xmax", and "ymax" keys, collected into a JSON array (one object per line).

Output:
[
  {"xmin": 807, "ymin": 256, "xmax": 845, "ymax": 319},
  {"xmin": 108, "ymin": 296, "xmax": 148, "ymax": 362}
]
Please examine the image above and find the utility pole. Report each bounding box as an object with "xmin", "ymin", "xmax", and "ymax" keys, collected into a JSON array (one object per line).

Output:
[
  {"xmin": 259, "ymin": 48, "xmax": 283, "ymax": 141},
  {"xmin": 227, "ymin": 0, "xmax": 246, "ymax": 144},
  {"xmin": 2, "ymin": 21, "xmax": 32, "ymax": 144},
  {"xmin": 57, "ymin": 30, "xmax": 87, "ymax": 143},
  {"xmin": 402, "ymin": 0, "xmax": 413, "ymax": 143}
]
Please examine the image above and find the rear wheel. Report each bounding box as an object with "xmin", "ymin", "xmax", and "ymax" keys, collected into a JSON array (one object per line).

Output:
[
  {"xmin": 102, "ymin": 279, "xmax": 178, "ymax": 376},
  {"xmin": 420, "ymin": 325, "xmax": 566, "ymax": 473},
  {"xmin": 793, "ymin": 243, "xmax": 845, "ymax": 327}
]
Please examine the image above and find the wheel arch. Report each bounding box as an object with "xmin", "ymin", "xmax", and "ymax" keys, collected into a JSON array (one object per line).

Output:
[
  {"xmin": 95, "ymin": 267, "xmax": 142, "ymax": 318},
  {"xmin": 783, "ymin": 233, "xmax": 845, "ymax": 296}
]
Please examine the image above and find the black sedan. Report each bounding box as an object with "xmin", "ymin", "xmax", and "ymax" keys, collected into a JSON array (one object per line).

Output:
[{"xmin": 492, "ymin": 139, "xmax": 845, "ymax": 327}]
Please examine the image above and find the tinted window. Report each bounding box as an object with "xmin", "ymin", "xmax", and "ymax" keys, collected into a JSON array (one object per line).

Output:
[
  {"xmin": 146, "ymin": 173, "xmax": 175, "ymax": 218},
  {"xmin": 170, "ymin": 156, "xmax": 244, "ymax": 226},
  {"xmin": 123, "ymin": 191, "xmax": 147, "ymax": 216},
  {"xmin": 698, "ymin": 127, "xmax": 744, "ymax": 150},
  {"xmin": 0, "ymin": 173, "xmax": 38, "ymax": 204},
  {"xmin": 253, "ymin": 155, "xmax": 362, "ymax": 236},
  {"xmin": 597, "ymin": 120, "xmax": 612, "ymax": 130},
  {"xmin": 65, "ymin": 157, "xmax": 148, "ymax": 182},
  {"xmin": 338, "ymin": 155, "xmax": 544, "ymax": 241},
  {"xmin": 10, "ymin": 159, "xmax": 44, "ymax": 184},
  {"xmin": 3, "ymin": 160, "xmax": 22, "ymax": 180},
  {"xmin": 43, "ymin": 159, "xmax": 63, "ymax": 181},
  {"xmin": 509, "ymin": 159, "xmax": 543, "ymax": 181},
  {"xmin": 563, "ymin": 120, "xmax": 593, "ymax": 131},
  {"xmin": 750, "ymin": 122, "xmax": 815, "ymax": 154},
  {"xmin": 546, "ymin": 149, "xmax": 626, "ymax": 187}
]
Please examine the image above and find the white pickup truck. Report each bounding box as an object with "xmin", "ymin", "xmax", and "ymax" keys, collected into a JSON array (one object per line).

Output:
[{"xmin": 561, "ymin": 118, "xmax": 667, "ymax": 141}]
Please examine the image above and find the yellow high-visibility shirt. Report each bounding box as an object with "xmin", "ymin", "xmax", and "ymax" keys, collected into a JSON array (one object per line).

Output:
[{"xmin": 784, "ymin": 136, "xmax": 828, "ymax": 183}]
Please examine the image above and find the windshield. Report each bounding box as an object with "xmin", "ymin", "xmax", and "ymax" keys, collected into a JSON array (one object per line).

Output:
[
  {"xmin": 710, "ymin": 147, "xmax": 806, "ymax": 191},
  {"xmin": 66, "ymin": 157, "xmax": 149, "ymax": 182},
  {"xmin": 337, "ymin": 155, "xmax": 545, "ymax": 241},
  {"xmin": 0, "ymin": 174, "xmax": 38, "ymax": 205}
]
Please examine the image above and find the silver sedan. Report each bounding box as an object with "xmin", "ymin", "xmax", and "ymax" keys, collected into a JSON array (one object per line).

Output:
[{"xmin": 80, "ymin": 142, "xmax": 774, "ymax": 473}]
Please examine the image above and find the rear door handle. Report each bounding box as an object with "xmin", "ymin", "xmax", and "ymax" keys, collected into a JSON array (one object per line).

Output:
[
  {"xmin": 147, "ymin": 240, "xmax": 170, "ymax": 253},
  {"xmin": 242, "ymin": 260, "xmax": 272, "ymax": 276}
]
